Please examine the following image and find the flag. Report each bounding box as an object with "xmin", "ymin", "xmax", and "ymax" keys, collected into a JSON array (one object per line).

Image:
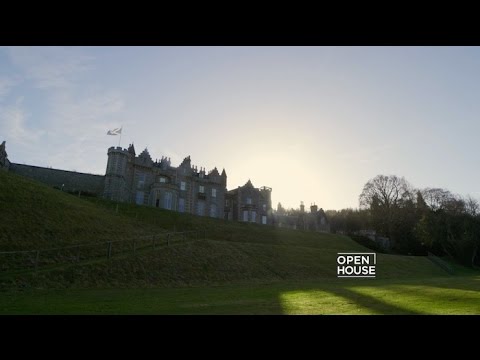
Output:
[{"xmin": 107, "ymin": 127, "xmax": 122, "ymax": 135}]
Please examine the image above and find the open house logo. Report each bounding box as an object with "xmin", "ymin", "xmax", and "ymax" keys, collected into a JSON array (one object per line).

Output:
[{"xmin": 337, "ymin": 253, "xmax": 376, "ymax": 278}]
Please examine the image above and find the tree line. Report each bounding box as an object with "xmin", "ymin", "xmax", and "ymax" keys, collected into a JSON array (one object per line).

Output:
[{"xmin": 327, "ymin": 175, "xmax": 480, "ymax": 267}]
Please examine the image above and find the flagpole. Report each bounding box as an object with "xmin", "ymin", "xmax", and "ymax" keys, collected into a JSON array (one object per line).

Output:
[{"xmin": 118, "ymin": 125, "xmax": 123, "ymax": 147}]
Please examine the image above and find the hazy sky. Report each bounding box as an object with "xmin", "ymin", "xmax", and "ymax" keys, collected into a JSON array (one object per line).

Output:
[{"xmin": 1, "ymin": 46, "xmax": 480, "ymax": 210}]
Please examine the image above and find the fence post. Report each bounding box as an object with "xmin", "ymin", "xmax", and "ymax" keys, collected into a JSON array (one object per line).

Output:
[
  {"xmin": 167, "ymin": 233, "xmax": 170, "ymax": 246},
  {"xmin": 107, "ymin": 242, "xmax": 112, "ymax": 259},
  {"xmin": 35, "ymin": 250, "xmax": 40, "ymax": 272}
]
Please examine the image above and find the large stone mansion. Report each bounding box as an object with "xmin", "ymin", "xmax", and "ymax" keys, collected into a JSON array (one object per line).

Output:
[
  {"xmin": 2, "ymin": 141, "xmax": 274, "ymax": 225},
  {"xmin": 104, "ymin": 144, "xmax": 273, "ymax": 224}
]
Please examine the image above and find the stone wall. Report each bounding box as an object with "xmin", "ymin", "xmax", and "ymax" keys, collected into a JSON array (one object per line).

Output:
[{"xmin": 9, "ymin": 163, "xmax": 105, "ymax": 195}]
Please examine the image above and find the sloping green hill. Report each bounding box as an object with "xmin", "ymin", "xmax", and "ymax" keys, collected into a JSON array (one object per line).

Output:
[
  {"xmin": 0, "ymin": 170, "xmax": 449, "ymax": 289},
  {"xmin": 0, "ymin": 171, "xmax": 160, "ymax": 250}
]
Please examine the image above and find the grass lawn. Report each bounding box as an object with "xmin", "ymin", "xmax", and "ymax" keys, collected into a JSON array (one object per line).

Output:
[
  {"xmin": 2, "ymin": 276, "xmax": 480, "ymax": 314},
  {"xmin": 2, "ymin": 170, "xmax": 480, "ymax": 315}
]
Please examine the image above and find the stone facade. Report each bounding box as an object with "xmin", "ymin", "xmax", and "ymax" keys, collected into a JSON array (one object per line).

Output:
[
  {"xmin": 274, "ymin": 203, "xmax": 330, "ymax": 232},
  {"xmin": 305, "ymin": 204, "xmax": 330, "ymax": 232},
  {"xmin": 103, "ymin": 144, "xmax": 228, "ymax": 219},
  {"xmin": 225, "ymin": 180, "xmax": 273, "ymax": 225},
  {"xmin": 0, "ymin": 141, "xmax": 10, "ymax": 170}
]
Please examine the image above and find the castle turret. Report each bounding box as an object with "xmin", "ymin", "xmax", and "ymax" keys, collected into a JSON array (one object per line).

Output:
[
  {"xmin": 259, "ymin": 186, "xmax": 273, "ymax": 224},
  {"xmin": 104, "ymin": 146, "xmax": 130, "ymax": 202},
  {"xmin": 310, "ymin": 203, "xmax": 318, "ymax": 213},
  {"xmin": 300, "ymin": 201, "xmax": 305, "ymax": 213},
  {"xmin": 0, "ymin": 140, "xmax": 10, "ymax": 170},
  {"xmin": 127, "ymin": 143, "xmax": 136, "ymax": 156}
]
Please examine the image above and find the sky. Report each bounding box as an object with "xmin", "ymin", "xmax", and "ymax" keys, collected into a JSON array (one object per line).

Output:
[{"xmin": 1, "ymin": 46, "xmax": 480, "ymax": 210}]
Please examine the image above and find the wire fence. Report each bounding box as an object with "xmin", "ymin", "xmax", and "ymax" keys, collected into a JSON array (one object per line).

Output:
[{"xmin": 0, "ymin": 229, "xmax": 206, "ymax": 273}]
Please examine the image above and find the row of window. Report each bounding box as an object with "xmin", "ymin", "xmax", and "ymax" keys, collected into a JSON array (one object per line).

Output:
[
  {"xmin": 197, "ymin": 185, "xmax": 216, "ymax": 197},
  {"xmin": 245, "ymin": 198, "xmax": 266, "ymax": 210},
  {"xmin": 136, "ymin": 190, "xmax": 267, "ymax": 223},
  {"xmin": 225, "ymin": 199, "xmax": 267, "ymax": 211},
  {"xmin": 138, "ymin": 175, "xmax": 218, "ymax": 198},
  {"xmin": 137, "ymin": 190, "xmax": 219, "ymax": 216},
  {"xmin": 155, "ymin": 196, "xmax": 186, "ymax": 212},
  {"xmin": 242, "ymin": 210, "xmax": 267, "ymax": 224},
  {"xmin": 196, "ymin": 202, "xmax": 217, "ymax": 217}
]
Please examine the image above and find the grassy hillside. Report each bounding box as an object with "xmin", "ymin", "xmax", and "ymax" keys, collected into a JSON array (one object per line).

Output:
[
  {"xmin": 0, "ymin": 170, "xmax": 452, "ymax": 290},
  {"xmin": 0, "ymin": 171, "xmax": 161, "ymax": 250},
  {"xmin": 6, "ymin": 239, "xmax": 447, "ymax": 289}
]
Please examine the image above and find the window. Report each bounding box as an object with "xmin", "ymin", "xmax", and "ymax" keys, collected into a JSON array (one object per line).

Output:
[
  {"xmin": 164, "ymin": 192, "xmax": 172, "ymax": 210},
  {"xmin": 210, "ymin": 204, "xmax": 217, "ymax": 218},
  {"xmin": 137, "ymin": 173, "xmax": 146, "ymax": 188},
  {"xmin": 180, "ymin": 181, "xmax": 186, "ymax": 191},
  {"xmin": 178, "ymin": 198, "xmax": 185, "ymax": 213},
  {"xmin": 246, "ymin": 198, "xmax": 252, "ymax": 205},
  {"xmin": 135, "ymin": 191, "xmax": 144, "ymax": 205},
  {"xmin": 262, "ymin": 204, "xmax": 266, "ymax": 211},
  {"xmin": 197, "ymin": 201, "xmax": 205, "ymax": 216},
  {"xmin": 262, "ymin": 215, "xmax": 267, "ymax": 225},
  {"xmin": 199, "ymin": 185, "xmax": 205, "ymax": 193},
  {"xmin": 160, "ymin": 177, "xmax": 166, "ymax": 183},
  {"xmin": 212, "ymin": 188, "xmax": 217, "ymax": 197},
  {"xmin": 251, "ymin": 211, "xmax": 256, "ymax": 223},
  {"xmin": 200, "ymin": 172, "xmax": 204, "ymax": 179},
  {"xmin": 243, "ymin": 210, "xmax": 248, "ymax": 222}
]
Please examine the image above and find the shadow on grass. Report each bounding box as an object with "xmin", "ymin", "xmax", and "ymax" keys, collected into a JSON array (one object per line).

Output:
[
  {"xmin": 276, "ymin": 275, "xmax": 480, "ymax": 315},
  {"xmin": 324, "ymin": 285, "xmax": 422, "ymax": 314},
  {"xmin": 3, "ymin": 275, "xmax": 480, "ymax": 314},
  {"xmin": 276, "ymin": 280, "xmax": 424, "ymax": 315}
]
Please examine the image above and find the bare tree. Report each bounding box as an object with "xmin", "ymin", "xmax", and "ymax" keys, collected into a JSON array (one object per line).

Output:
[
  {"xmin": 359, "ymin": 175, "xmax": 413, "ymax": 210},
  {"xmin": 359, "ymin": 175, "xmax": 414, "ymax": 239},
  {"xmin": 421, "ymin": 188, "xmax": 466, "ymax": 214},
  {"xmin": 420, "ymin": 187, "xmax": 462, "ymax": 211},
  {"xmin": 421, "ymin": 188, "xmax": 451, "ymax": 210},
  {"xmin": 444, "ymin": 195, "xmax": 466, "ymax": 215},
  {"xmin": 464, "ymin": 195, "xmax": 479, "ymax": 216}
]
